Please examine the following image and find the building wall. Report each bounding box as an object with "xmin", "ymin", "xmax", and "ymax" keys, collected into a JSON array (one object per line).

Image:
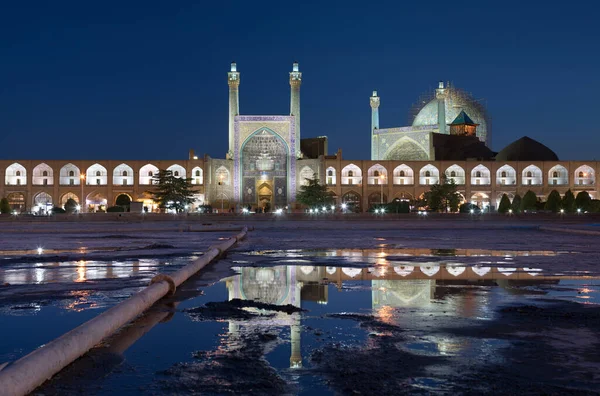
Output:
[
  {"xmin": 0, "ymin": 159, "xmax": 206, "ymax": 212},
  {"xmin": 324, "ymin": 159, "xmax": 600, "ymax": 211}
]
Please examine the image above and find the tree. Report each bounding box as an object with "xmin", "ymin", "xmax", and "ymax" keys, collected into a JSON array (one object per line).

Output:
[
  {"xmin": 521, "ymin": 190, "xmax": 537, "ymax": 212},
  {"xmin": 0, "ymin": 198, "xmax": 10, "ymax": 214},
  {"xmin": 498, "ymin": 194, "xmax": 511, "ymax": 213},
  {"xmin": 511, "ymin": 194, "xmax": 522, "ymax": 214},
  {"xmin": 423, "ymin": 175, "xmax": 461, "ymax": 212},
  {"xmin": 149, "ymin": 170, "xmax": 196, "ymax": 212},
  {"xmin": 64, "ymin": 198, "xmax": 78, "ymax": 214},
  {"xmin": 562, "ymin": 189, "xmax": 576, "ymax": 213},
  {"xmin": 545, "ymin": 190, "xmax": 562, "ymax": 212},
  {"xmin": 510, "ymin": 194, "xmax": 521, "ymax": 213},
  {"xmin": 575, "ymin": 191, "xmax": 592, "ymax": 212},
  {"xmin": 296, "ymin": 177, "xmax": 333, "ymax": 208}
]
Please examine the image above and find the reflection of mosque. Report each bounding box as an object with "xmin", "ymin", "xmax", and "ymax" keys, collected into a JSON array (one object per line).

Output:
[{"xmin": 224, "ymin": 264, "xmax": 561, "ymax": 368}]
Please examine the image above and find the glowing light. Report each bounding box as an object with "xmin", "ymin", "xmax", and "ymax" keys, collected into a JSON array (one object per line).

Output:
[
  {"xmin": 242, "ymin": 208, "xmax": 249, "ymax": 214},
  {"xmin": 275, "ymin": 208, "xmax": 283, "ymax": 215},
  {"xmin": 470, "ymin": 209, "xmax": 474, "ymax": 214},
  {"xmin": 309, "ymin": 209, "xmax": 314, "ymax": 213},
  {"xmin": 75, "ymin": 205, "xmax": 81, "ymax": 211},
  {"xmin": 330, "ymin": 205, "xmax": 335, "ymax": 211},
  {"xmin": 509, "ymin": 209, "xmax": 513, "ymax": 214},
  {"xmin": 577, "ymin": 208, "xmax": 581, "ymax": 213},
  {"xmin": 37, "ymin": 247, "xmax": 43, "ymax": 255},
  {"xmin": 341, "ymin": 203, "xmax": 347, "ymax": 210}
]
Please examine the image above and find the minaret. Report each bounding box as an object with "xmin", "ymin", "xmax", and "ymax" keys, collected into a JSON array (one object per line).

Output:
[
  {"xmin": 370, "ymin": 90, "xmax": 380, "ymax": 160},
  {"xmin": 289, "ymin": 61, "xmax": 302, "ymax": 157},
  {"xmin": 228, "ymin": 62, "xmax": 240, "ymax": 158},
  {"xmin": 436, "ymin": 81, "xmax": 447, "ymax": 134}
]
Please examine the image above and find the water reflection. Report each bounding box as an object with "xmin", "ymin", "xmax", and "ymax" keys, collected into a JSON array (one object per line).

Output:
[{"xmin": 222, "ymin": 264, "xmax": 597, "ymax": 370}]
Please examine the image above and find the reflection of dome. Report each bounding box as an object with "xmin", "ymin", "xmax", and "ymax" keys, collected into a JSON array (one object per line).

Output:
[
  {"xmin": 495, "ymin": 136, "xmax": 559, "ymax": 161},
  {"xmin": 412, "ymin": 86, "xmax": 489, "ymax": 145}
]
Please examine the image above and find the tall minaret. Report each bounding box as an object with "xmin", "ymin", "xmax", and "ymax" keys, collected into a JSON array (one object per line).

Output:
[
  {"xmin": 370, "ymin": 90, "xmax": 380, "ymax": 160},
  {"xmin": 228, "ymin": 62, "xmax": 240, "ymax": 158},
  {"xmin": 289, "ymin": 61, "xmax": 302, "ymax": 157},
  {"xmin": 436, "ymin": 81, "xmax": 447, "ymax": 135}
]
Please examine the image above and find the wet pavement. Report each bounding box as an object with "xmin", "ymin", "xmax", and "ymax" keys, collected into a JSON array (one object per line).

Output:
[{"xmin": 0, "ymin": 223, "xmax": 599, "ymax": 394}]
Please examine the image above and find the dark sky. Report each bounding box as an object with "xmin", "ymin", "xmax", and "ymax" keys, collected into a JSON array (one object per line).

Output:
[{"xmin": 1, "ymin": 1, "xmax": 598, "ymax": 161}]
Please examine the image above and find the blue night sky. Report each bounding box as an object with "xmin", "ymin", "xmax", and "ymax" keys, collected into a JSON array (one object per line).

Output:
[{"xmin": 1, "ymin": 1, "xmax": 598, "ymax": 161}]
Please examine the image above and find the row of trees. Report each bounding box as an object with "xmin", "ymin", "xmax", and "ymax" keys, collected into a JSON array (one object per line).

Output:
[{"xmin": 498, "ymin": 190, "xmax": 596, "ymax": 213}]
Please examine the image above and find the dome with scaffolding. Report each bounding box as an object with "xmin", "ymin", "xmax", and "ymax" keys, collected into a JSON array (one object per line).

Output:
[{"xmin": 411, "ymin": 84, "xmax": 491, "ymax": 146}]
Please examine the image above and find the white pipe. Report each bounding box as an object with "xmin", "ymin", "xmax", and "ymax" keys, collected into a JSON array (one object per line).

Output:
[{"xmin": 0, "ymin": 227, "xmax": 247, "ymax": 395}]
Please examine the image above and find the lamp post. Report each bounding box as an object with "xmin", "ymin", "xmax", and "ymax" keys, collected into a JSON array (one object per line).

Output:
[
  {"xmin": 380, "ymin": 174, "xmax": 385, "ymax": 205},
  {"xmin": 80, "ymin": 174, "xmax": 85, "ymax": 213}
]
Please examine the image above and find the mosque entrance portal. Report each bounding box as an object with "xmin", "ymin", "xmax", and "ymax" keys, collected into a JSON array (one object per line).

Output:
[{"xmin": 241, "ymin": 129, "xmax": 288, "ymax": 210}]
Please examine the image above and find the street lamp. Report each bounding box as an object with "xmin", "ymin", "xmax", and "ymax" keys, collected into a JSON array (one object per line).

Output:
[
  {"xmin": 380, "ymin": 174, "xmax": 385, "ymax": 205},
  {"xmin": 80, "ymin": 174, "xmax": 85, "ymax": 213}
]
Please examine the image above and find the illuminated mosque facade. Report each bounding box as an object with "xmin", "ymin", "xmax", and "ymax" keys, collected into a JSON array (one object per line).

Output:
[{"xmin": 0, "ymin": 62, "xmax": 598, "ymax": 213}]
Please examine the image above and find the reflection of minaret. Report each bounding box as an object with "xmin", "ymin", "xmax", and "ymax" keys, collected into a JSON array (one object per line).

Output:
[
  {"xmin": 228, "ymin": 62, "xmax": 240, "ymax": 158},
  {"xmin": 290, "ymin": 314, "xmax": 302, "ymax": 368},
  {"xmin": 289, "ymin": 62, "xmax": 302, "ymax": 157},
  {"xmin": 370, "ymin": 91, "xmax": 380, "ymax": 160}
]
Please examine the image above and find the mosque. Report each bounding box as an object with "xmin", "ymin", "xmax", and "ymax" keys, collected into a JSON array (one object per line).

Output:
[{"xmin": 0, "ymin": 62, "xmax": 597, "ymax": 213}]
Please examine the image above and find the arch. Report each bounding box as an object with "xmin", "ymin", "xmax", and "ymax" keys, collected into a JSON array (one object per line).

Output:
[
  {"xmin": 32, "ymin": 163, "xmax": 54, "ymax": 186},
  {"xmin": 470, "ymin": 192, "xmax": 490, "ymax": 209},
  {"xmin": 574, "ymin": 165, "xmax": 595, "ymax": 185},
  {"xmin": 5, "ymin": 163, "xmax": 27, "ymax": 186},
  {"xmin": 470, "ymin": 164, "xmax": 491, "ymax": 185},
  {"xmin": 367, "ymin": 164, "xmax": 388, "ymax": 185},
  {"xmin": 341, "ymin": 164, "xmax": 362, "ymax": 185},
  {"xmin": 495, "ymin": 191, "xmax": 515, "ymax": 209},
  {"xmin": 392, "ymin": 191, "xmax": 414, "ymax": 201},
  {"xmin": 216, "ymin": 166, "xmax": 230, "ymax": 185},
  {"xmin": 444, "ymin": 164, "xmax": 465, "ymax": 185},
  {"xmin": 33, "ymin": 192, "xmax": 53, "ymax": 214},
  {"xmin": 115, "ymin": 193, "xmax": 132, "ymax": 206},
  {"xmin": 393, "ymin": 164, "xmax": 414, "ymax": 185},
  {"xmin": 86, "ymin": 191, "xmax": 107, "ymax": 212},
  {"xmin": 383, "ymin": 136, "xmax": 429, "ymax": 161},
  {"xmin": 496, "ymin": 164, "xmax": 516, "ymax": 186},
  {"xmin": 368, "ymin": 192, "xmax": 387, "ymax": 208},
  {"xmin": 419, "ymin": 165, "xmax": 439, "ymax": 185},
  {"xmin": 60, "ymin": 192, "xmax": 79, "ymax": 206},
  {"xmin": 548, "ymin": 164, "xmax": 568, "ymax": 186},
  {"xmin": 299, "ymin": 166, "xmax": 315, "ymax": 186},
  {"xmin": 341, "ymin": 191, "xmax": 362, "ymax": 212},
  {"xmin": 86, "ymin": 163, "xmax": 107, "ymax": 185},
  {"xmin": 326, "ymin": 166, "xmax": 336, "ymax": 185},
  {"xmin": 522, "ymin": 165, "xmax": 543, "ymax": 186},
  {"xmin": 191, "ymin": 166, "xmax": 203, "ymax": 185},
  {"xmin": 167, "ymin": 164, "xmax": 186, "ymax": 179},
  {"xmin": 139, "ymin": 164, "xmax": 159, "ymax": 185},
  {"xmin": 112, "ymin": 163, "xmax": 134, "ymax": 186},
  {"xmin": 7, "ymin": 192, "xmax": 26, "ymax": 212}
]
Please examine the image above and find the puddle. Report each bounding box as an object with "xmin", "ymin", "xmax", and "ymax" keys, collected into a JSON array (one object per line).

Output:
[{"xmin": 1, "ymin": 250, "xmax": 599, "ymax": 394}]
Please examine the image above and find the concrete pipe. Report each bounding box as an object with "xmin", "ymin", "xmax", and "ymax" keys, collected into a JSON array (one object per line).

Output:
[{"xmin": 0, "ymin": 227, "xmax": 247, "ymax": 395}]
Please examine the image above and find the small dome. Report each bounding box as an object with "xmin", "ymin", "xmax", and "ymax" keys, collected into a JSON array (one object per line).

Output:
[{"xmin": 496, "ymin": 136, "xmax": 559, "ymax": 161}]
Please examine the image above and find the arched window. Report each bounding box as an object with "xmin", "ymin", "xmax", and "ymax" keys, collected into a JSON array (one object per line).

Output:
[
  {"xmin": 579, "ymin": 171, "xmax": 584, "ymax": 177},
  {"xmin": 328, "ymin": 170, "xmax": 333, "ymax": 176},
  {"xmin": 42, "ymin": 171, "xmax": 48, "ymax": 177},
  {"xmin": 526, "ymin": 171, "xmax": 532, "ymax": 177},
  {"xmin": 122, "ymin": 171, "xmax": 128, "ymax": 177},
  {"xmin": 96, "ymin": 171, "xmax": 101, "ymax": 177},
  {"xmin": 348, "ymin": 171, "xmax": 354, "ymax": 177},
  {"xmin": 373, "ymin": 170, "xmax": 379, "ymax": 177},
  {"xmin": 69, "ymin": 171, "xmax": 74, "ymax": 177},
  {"xmin": 425, "ymin": 171, "xmax": 431, "ymax": 177},
  {"xmin": 553, "ymin": 171, "xmax": 558, "ymax": 177},
  {"xmin": 148, "ymin": 171, "xmax": 153, "ymax": 177},
  {"xmin": 399, "ymin": 170, "xmax": 405, "ymax": 177},
  {"xmin": 501, "ymin": 171, "xmax": 507, "ymax": 177},
  {"xmin": 195, "ymin": 170, "xmax": 201, "ymax": 177},
  {"xmin": 450, "ymin": 171, "xmax": 456, "ymax": 177},
  {"xmin": 16, "ymin": 171, "xmax": 21, "ymax": 177},
  {"xmin": 174, "ymin": 171, "xmax": 179, "ymax": 177},
  {"xmin": 476, "ymin": 171, "xmax": 482, "ymax": 177}
]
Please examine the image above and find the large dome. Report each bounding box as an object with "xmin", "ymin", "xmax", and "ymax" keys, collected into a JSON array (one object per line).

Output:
[
  {"xmin": 496, "ymin": 136, "xmax": 559, "ymax": 161},
  {"xmin": 412, "ymin": 86, "xmax": 490, "ymax": 146}
]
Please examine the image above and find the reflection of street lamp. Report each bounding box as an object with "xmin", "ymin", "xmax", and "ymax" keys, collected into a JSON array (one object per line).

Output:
[
  {"xmin": 80, "ymin": 174, "xmax": 85, "ymax": 213},
  {"xmin": 380, "ymin": 174, "xmax": 385, "ymax": 205}
]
